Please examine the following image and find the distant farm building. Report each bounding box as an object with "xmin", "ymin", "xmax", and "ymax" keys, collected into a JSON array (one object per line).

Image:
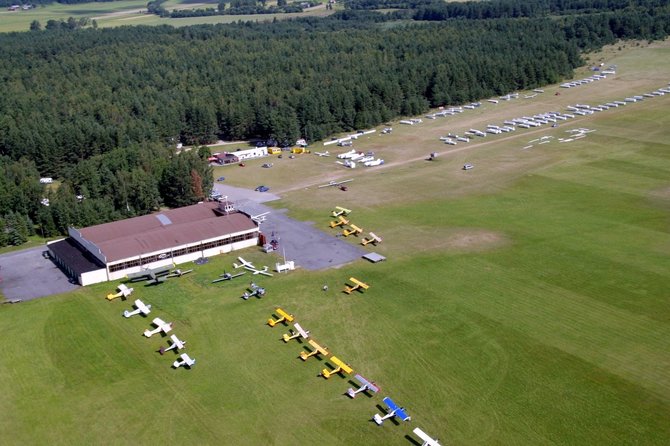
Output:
[
  {"xmin": 209, "ymin": 146, "xmax": 269, "ymax": 164},
  {"xmin": 47, "ymin": 201, "xmax": 260, "ymax": 285}
]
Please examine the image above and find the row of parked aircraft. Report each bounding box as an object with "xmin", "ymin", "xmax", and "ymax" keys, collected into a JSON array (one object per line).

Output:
[
  {"xmin": 269, "ymin": 305, "xmax": 440, "ymax": 445},
  {"xmin": 107, "ymin": 282, "xmax": 195, "ymax": 369}
]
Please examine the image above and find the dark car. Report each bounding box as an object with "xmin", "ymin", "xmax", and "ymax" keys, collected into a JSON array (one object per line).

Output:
[
  {"xmin": 255, "ymin": 185, "xmax": 270, "ymax": 192},
  {"xmin": 216, "ymin": 176, "xmax": 225, "ymax": 181}
]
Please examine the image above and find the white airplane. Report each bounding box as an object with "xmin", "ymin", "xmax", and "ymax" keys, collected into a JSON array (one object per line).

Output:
[
  {"xmin": 251, "ymin": 212, "xmax": 270, "ymax": 224},
  {"xmin": 166, "ymin": 268, "xmax": 193, "ymax": 278},
  {"xmin": 244, "ymin": 265, "xmax": 274, "ymax": 277},
  {"xmin": 315, "ymin": 151, "xmax": 330, "ymax": 157},
  {"xmin": 173, "ymin": 353, "xmax": 196, "ymax": 369},
  {"xmin": 413, "ymin": 427, "xmax": 442, "ymax": 446},
  {"xmin": 336, "ymin": 149, "xmax": 357, "ymax": 159},
  {"xmin": 123, "ymin": 299, "xmax": 152, "ymax": 318},
  {"xmin": 143, "ymin": 318, "xmax": 173, "ymax": 338},
  {"xmin": 357, "ymin": 155, "xmax": 375, "ymax": 163},
  {"xmin": 317, "ymin": 179, "xmax": 353, "ymax": 189},
  {"xmin": 346, "ymin": 374, "xmax": 380, "ymax": 398},
  {"xmin": 363, "ymin": 159, "xmax": 384, "ymax": 167},
  {"xmin": 159, "ymin": 334, "xmax": 186, "ymax": 354},
  {"xmin": 233, "ymin": 257, "xmax": 255, "ymax": 269}
]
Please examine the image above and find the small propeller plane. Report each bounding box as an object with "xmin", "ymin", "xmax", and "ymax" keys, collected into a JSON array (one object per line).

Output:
[
  {"xmin": 342, "ymin": 224, "xmax": 363, "ymax": 237},
  {"xmin": 159, "ymin": 334, "xmax": 186, "ymax": 355},
  {"xmin": 123, "ymin": 299, "xmax": 152, "ymax": 318},
  {"xmin": 282, "ymin": 323, "xmax": 310, "ymax": 342},
  {"xmin": 244, "ymin": 265, "xmax": 274, "ymax": 277},
  {"xmin": 344, "ymin": 277, "xmax": 369, "ymax": 294},
  {"xmin": 212, "ymin": 271, "xmax": 246, "ymax": 283},
  {"xmin": 106, "ymin": 283, "xmax": 134, "ymax": 301},
  {"xmin": 233, "ymin": 257, "xmax": 255, "ymax": 269},
  {"xmin": 329, "ymin": 215, "xmax": 350, "ymax": 228},
  {"xmin": 321, "ymin": 356, "xmax": 354, "ymax": 379},
  {"xmin": 318, "ymin": 179, "xmax": 354, "ymax": 189},
  {"xmin": 166, "ymin": 268, "xmax": 193, "ymax": 278},
  {"xmin": 126, "ymin": 266, "xmax": 172, "ymax": 285},
  {"xmin": 373, "ymin": 397, "xmax": 411, "ymax": 425},
  {"xmin": 173, "ymin": 353, "xmax": 196, "ymax": 369},
  {"xmin": 299, "ymin": 339, "xmax": 329, "ymax": 361},
  {"xmin": 143, "ymin": 318, "xmax": 173, "ymax": 338},
  {"xmin": 346, "ymin": 374, "xmax": 380, "ymax": 398},
  {"xmin": 251, "ymin": 212, "xmax": 270, "ymax": 224},
  {"xmin": 242, "ymin": 282, "xmax": 266, "ymax": 299},
  {"xmin": 315, "ymin": 151, "xmax": 330, "ymax": 157},
  {"xmin": 331, "ymin": 206, "xmax": 352, "ymax": 217},
  {"xmin": 361, "ymin": 232, "xmax": 382, "ymax": 246},
  {"xmin": 412, "ymin": 427, "xmax": 442, "ymax": 446},
  {"xmin": 267, "ymin": 307, "xmax": 294, "ymax": 327}
]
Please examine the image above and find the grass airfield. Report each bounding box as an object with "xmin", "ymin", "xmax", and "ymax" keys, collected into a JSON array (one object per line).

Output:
[{"xmin": 1, "ymin": 41, "xmax": 670, "ymax": 445}]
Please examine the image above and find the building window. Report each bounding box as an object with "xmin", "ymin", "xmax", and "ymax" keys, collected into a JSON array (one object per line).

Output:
[{"xmin": 107, "ymin": 231, "xmax": 257, "ymax": 273}]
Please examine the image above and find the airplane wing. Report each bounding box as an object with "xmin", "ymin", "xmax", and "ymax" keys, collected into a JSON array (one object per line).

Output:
[
  {"xmin": 135, "ymin": 299, "xmax": 150, "ymax": 313},
  {"xmin": 151, "ymin": 266, "xmax": 172, "ymax": 276},
  {"xmin": 126, "ymin": 271, "xmax": 149, "ymax": 280},
  {"xmin": 237, "ymin": 257, "xmax": 254, "ymax": 268}
]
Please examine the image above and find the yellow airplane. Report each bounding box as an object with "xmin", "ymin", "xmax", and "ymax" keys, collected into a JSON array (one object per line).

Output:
[
  {"xmin": 342, "ymin": 224, "xmax": 363, "ymax": 237},
  {"xmin": 300, "ymin": 339, "xmax": 329, "ymax": 361},
  {"xmin": 329, "ymin": 215, "xmax": 350, "ymax": 228},
  {"xmin": 267, "ymin": 307, "xmax": 294, "ymax": 327},
  {"xmin": 344, "ymin": 277, "xmax": 369, "ymax": 294},
  {"xmin": 321, "ymin": 356, "xmax": 354, "ymax": 379}
]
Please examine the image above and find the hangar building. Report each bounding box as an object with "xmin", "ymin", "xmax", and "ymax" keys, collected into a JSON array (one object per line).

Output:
[{"xmin": 47, "ymin": 201, "xmax": 260, "ymax": 286}]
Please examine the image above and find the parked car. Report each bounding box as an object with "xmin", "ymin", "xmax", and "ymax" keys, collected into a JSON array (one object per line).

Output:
[
  {"xmin": 255, "ymin": 185, "xmax": 270, "ymax": 192},
  {"xmin": 216, "ymin": 176, "xmax": 225, "ymax": 181}
]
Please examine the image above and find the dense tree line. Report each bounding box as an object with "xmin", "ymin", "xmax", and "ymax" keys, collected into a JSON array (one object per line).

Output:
[
  {"xmin": 344, "ymin": 0, "xmax": 669, "ymax": 16},
  {"xmin": 0, "ymin": 146, "xmax": 212, "ymax": 247},
  {"xmin": 0, "ymin": 17, "xmax": 583, "ymax": 178},
  {"xmin": 0, "ymin": 1, "xmax": 669, "ymax": 246}
]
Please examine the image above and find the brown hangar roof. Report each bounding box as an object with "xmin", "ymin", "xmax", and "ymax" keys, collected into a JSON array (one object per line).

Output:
[{"xmin": 78, "ymin": 202, "xmax": 257, "ymax": 263}]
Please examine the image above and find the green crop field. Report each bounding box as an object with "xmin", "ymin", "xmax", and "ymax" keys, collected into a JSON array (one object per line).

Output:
[
  {"xmin": 0, "ymin": 0, "xmax": 336, "ymax": 33},
  {"xmin": 1, "ymin": 40, "xmax": 669, "ymax": 445}
]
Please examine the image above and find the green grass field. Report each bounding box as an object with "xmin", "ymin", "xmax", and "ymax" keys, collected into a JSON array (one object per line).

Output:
[
  {"xmin": 1, "ymin": 41, "xmax": 669, "ymax": 444},
  {"xmin": 0, "ymin": 0, "xmax": 336, "ymax": 32}
]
